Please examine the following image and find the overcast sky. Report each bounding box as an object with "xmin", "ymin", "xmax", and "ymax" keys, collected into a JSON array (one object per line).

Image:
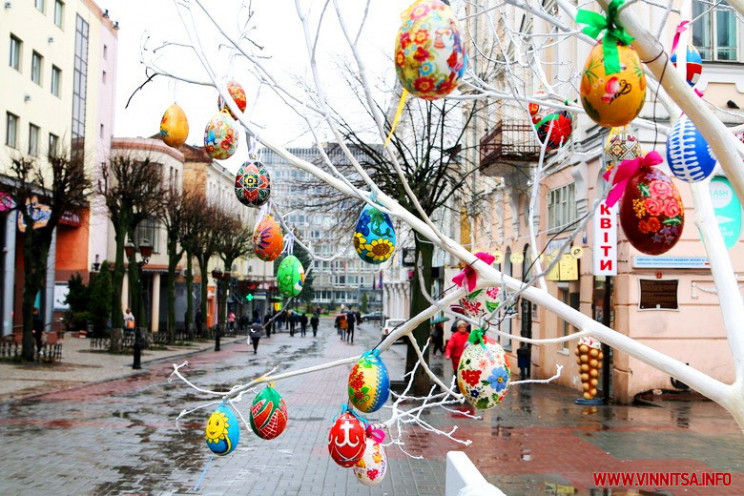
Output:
[{"xmin": 102, "ymin": 0, "xmax": 410, "ymax": 172}]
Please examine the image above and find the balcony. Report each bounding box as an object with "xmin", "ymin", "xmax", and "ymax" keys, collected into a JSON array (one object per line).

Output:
[{"xmin": 479, "ymin": 123, "xmax": 541, "ymax": 185}]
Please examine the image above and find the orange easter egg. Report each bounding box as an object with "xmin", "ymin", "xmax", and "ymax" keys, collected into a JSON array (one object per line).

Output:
[
  {"xmin": 253, "ymin": 215, "xmax": 283, "ymax": 262},
  {"xmin": 160, "ymin": 104, "xmax": 189, "ymax": 147}
]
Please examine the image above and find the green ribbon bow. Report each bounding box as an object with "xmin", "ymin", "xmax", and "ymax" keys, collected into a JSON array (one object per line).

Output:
[
  {"xmin": 467, "ymin": 328, "xmax": 487, "ymax": 347},
  {"xmin": 576, "ymin": 0, "xmax": 635, "ymax": 75}
]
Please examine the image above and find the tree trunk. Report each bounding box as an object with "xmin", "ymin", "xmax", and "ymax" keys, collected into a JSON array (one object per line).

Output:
[
  {"xmin": 166, "ymin": 238, "xmax": 179, "ymax": 344},
  {"xmin": 405, "ymin": 238, "xmax": 435, "ymax": 396},
  {"xmin": 111, "ymin": 223, "xmax": 127, "ymax": 329},
  {"xmin": 185, "ymin": 254, "xmax": 194, "ymax": 335},
  {"xmin": 21, "ymin": 227, "xmax": 51, "ymax": 361},
  {"xmin": 197, "ymin": 255, "xmax": 209, "ymax": 332}
]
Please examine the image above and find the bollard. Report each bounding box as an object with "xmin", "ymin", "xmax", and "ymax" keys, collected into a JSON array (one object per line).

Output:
[
  {"xmin": 214, "ymin": 326, "xmax": 221, "ymax": 352},
  {"xmin": 132, "ymin": 328, "xmax": 143, "ymax": 369}
]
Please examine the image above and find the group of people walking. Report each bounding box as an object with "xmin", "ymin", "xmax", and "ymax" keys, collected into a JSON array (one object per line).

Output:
[{"xmin": 334, "ymin": 311, "xmax": 360, "ymax": 344}]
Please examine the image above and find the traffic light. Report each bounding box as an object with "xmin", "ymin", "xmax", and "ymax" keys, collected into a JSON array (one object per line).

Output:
[{"xmin": 246, "ymin": 293, "xmax": 254, "ymax": 301}]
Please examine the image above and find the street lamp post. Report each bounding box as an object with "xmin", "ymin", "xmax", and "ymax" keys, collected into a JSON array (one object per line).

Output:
[
  {"xmin": 211, "ymin": 268, "xmax": 231, "ymax": 351},
  {"xmin": 124, "ymin": 239, "xmax": 152, "ymax": 370}
]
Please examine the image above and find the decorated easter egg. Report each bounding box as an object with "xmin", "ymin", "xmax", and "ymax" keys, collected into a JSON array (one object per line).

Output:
[
  {"xmin": 204, "ymin": 110, "xmax": 238, "ymax": 160},
  {"xmin": 235, "ymin": 160, "xmax": 271, "ymax": 207},
  {"xmin": 160, "ymin": 104, "xmax": 189, "ymax": 147},
  {"xmin": 348, "ymin": 350, "xmax": 390, "ymax": 413},
  {"xmin": 205, "ymin": 404, "xmax": 240, "ymax": 456},
  {"xmin": 353, "ymin": 438, "xmax": 388, "ymax": 487},
  {"xmin": 457, "ymin": 338, "xmax": 510, "ymax": 409},
  {"xmin": 328, "ymin": 412, "xmax": 366, "ymax": 467},
  {"xmin": 353, "ymin": 204, "xmax": 396, "ymax": 264},
  {"xmin": 253, "ymin": 215, "xmax": 284, "ymax": 262},
  {"xmin": 250, "ymin": 385, "xmax": 288, "ymax": 440},
  {"xmin": 580, "ymin": 41, "xmax": 646, "ymax": 128},
  {"xmin": 534, "ymin": 111, "xmax": 573, "ymax": 150},
  {"xmin": 666, "ymin": 114, "xmax": 716, "ymax": 182},
  {"xmin": 218, "ymin": 81, "xmax": 248, "ymax": 119},
  {"xmin": 619, "ymin": 167, "xmax": 684, "ymax": 255},
  {"xmin": 604, "ymin": 127, "xmax": 642, "ymax": 172},
  {"xmin": 394, "ymin": 0, "xmax": 466, "ymax": 100},
  {"xmin": 459, "ymin": 287, "xmax": 501, "ymax": 319},
  {"xmin": 670, "ymin": 44, "xmax": 703, "ymax": 87},
  {"xmin": 276, "ymin": 255, "xmax": 305, "ymax": 297}
]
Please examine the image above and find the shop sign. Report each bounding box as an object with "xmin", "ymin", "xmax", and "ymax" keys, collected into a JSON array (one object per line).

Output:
[{"xmin": 593, "ymin": 201, "xmax": 617, "ymax": 275}]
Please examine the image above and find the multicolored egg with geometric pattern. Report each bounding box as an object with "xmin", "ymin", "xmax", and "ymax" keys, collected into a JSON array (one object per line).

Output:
[
  {"xmin": 604, "ymin": 127, "xmax": 642, "ymax": 172},
  {"xmin": 353, "ymin": 204, "xmax": 396, "ymax": 264},
  {"xmin": 348, "ymin": 350, "xmax": 390, "ymax": 413},
  {"xmin": 277, "ymin": 255, "xmax": 305, "ymax": 298},
  {"xmin": 328, "ymin": 412, "xmax": 366, "ymax": 467},
  {"xmin": 250, "ymin": 385, "xmax": 288, "ymax": 440},
  {"xmin": 580, "ymin": 41, "xmax": 646, "ymax": 128},
  {"xmin": 394, "ymin": 0, "xmax": 466, "ymax": 100},
  {"xmin": 204, "ymin": 110, "xmax": 238, "ymax": 160},
  {"xmin": 253, "ymin": 215, "xmax": 283, "ymax": 262},
  {"xmin": 353, "ymin": 438, "xmax": 388, "ymax": 487},
  {"xmin": 619, "ymin": 166, "xmax": 684, "ymax": 255},
  {"xmin": 670, "ymin": 44, "xmax": 703, "ymax": 88},
  {"xmin": 666, "ymin": 114, "xmax": 716, "ymax": 183},
  {"xmin": 160, "ymin": 104, "xmax": 189, "ymax": 147},
  {"xmin": 457, "ymin": 340, "xmax": 510, "ymax": 409},
  {"xmin": 459, "ymin": 287, "xmax": 501, "ymax": 319},
  {"xmin": 218, "ymin": 81, "xmax": 248, "ymax": 119},
  {"xmin": 205, "ymin": 404, "xmax": 240, "ymax": 456},
  {"xmin": 235, "ymin": 160, "xmax": 271, "ymax": 207}
]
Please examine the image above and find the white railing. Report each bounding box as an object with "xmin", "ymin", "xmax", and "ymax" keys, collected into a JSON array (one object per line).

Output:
[{"xmin": 446, "ymin": 451, "xmax": 506, "ymax": 496}]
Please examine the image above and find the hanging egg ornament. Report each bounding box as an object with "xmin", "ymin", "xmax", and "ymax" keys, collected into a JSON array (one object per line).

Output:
[
  {"xmin": 580, "ymin": 40, "xmax": 646, "ymax": 128},
  {"xmin": 459, "ymin": 287, "xmax": 501, "ymax": 319},
  {"xmin": 235, "ymin": 161, "xmax": 271, "ymax": 207},
  {"xmin": 353, "ymin": 437, "xmax": 388, "ymax": 487},
  {"xmin": 394, "ymin": 0, "xmax": 466, "ymax": 100},
  {"xmin": 250, "ymin": 385, "xmax": 288, "ymax": 440},
  {"xmin": 253, "ymin": 215, "xmax": 283, "ymax": 262},
  {"xmin": 604, "ymin": 127, "xmax": 643, "ymax": 173},
  {"xmin": 159, "ymin": 104, "xmax": 189, "ymax": 147},
  {"xmin": 353, "ymin": 204, "xmax": 396, "ymax": 264},
  {"xmin": 457, "ymin": 338, "xmax": 511, "ymax": 409},
  {"xmin": 666, "ymin": 115, "xmax": 717, "ymax": 182},
  {"xmin": 619, "ymin": 166, "xmax": 684, "ymax": 255},
  {"xmin": 328, "ymin": 412, "xmax": 366, "ymax": 467},
  {"xmin": 205, "ymin": 404, "xmax": 240, "ymax": 456},
  {"xmin": 204, "ymin": 110, "xmax": 238, "ymax": 160},
  {"xmin": 217, "ymin": 81, "xmax": 248, "ymax": 119},
  {"xmin": 576, "ymin": 337, "xmax": 603, "ymax": 400},
  {"xmin": 534, "ymin": 110, "xmax": 573, "ymax": 150},
  {"xmin": 670, "ymin": 45, "xmax": 703, "ymax": 88},
  {"xmin": 277, "ymin": 255, "xmax": 305, "ymax": 297},
  {"xmin": 348, "ymin": 351, "xmax": 390, "ymax": 413}
]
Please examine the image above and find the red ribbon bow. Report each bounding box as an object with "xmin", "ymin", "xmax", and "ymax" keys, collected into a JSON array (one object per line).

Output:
[
  {"xmin": 366, "ymin": 426, "xmax": 385, "ymax": 443},
  {"xmin": 602, "ymin": 150, "xmax": 664, "ymax": 207},
  {"xmin": 452, "ymin": 252, "xmax": 496, "ymax": 292}
]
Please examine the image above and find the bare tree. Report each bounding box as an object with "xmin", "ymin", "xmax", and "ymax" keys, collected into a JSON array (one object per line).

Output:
[
  {"xmin": 214, "ymin": 210, "xmax": 254, "ymax": 330},
  {"xmin": 159, "ymin": 186, "xmax": 188, "ymax": 342}
]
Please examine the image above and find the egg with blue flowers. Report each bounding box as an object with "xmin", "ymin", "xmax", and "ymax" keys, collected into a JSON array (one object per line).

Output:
[
  {"xmin": 353, "ymin": 205, "xmax": 396, "ymax": 264},
  {"xmin": 205, "ymin": 404, "xmax": 240, "ymax": 456},
  {"xmin": 666, "ymin": 114, "xmax": 716, "ymax": 183},
  {"xmin": 204, "ymin": 110, "xmax": 238, "ymax": 160},
  {"xmin": 457, "ymin": 339, "xmax": 510, "ymax": 409},
  {"xmin": 348, "ymin": 350, "xmax": 390, "ymax": 413},
  {"xmin": 235, "ymin": 160, "xmax": 271, "ymax": 207},
  {"xmin": 277, "ymin": 255, "xmax": 305, "ymax": 297}
]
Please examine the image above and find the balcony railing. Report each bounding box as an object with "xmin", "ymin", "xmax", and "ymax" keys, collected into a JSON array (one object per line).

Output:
[{"xmin": 479, "ymin": 123, "xmax": 541, "ymax": 171}]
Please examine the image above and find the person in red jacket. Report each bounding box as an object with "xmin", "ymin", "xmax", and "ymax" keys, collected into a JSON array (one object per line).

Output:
[{"xmin": 445, "ymin": 320, "xmax": 470, "ymax": 371}]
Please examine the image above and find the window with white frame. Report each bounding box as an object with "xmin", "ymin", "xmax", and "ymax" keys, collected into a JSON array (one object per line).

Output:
[
  {"xmin": 9, "ymin": 35, "xmax": 22, "ymax": 71},
  {"xmin": 6, "ymin": 113, "xmax": 18, "ymax": 148},
  {"xmin": 51, "ymin": 65, "xmax": 61, "ymax": 96},
  {"xmin": 547, "ymin": 183, "xmax": 577, "ymax": 233},
  {"xmin": 693, "ymin": 0, "xmax": 738, "ymax": 61},
  {"xmin": 35, "ymin": 0, "xmax": 45, "ymax": 12},
  {"xmin": 54, "ymin": 0, "xmax": 64, "ymax": 28},
  {"xmin": 31, "ymin": 51, "xmax": 43, "ymax": 85},
  {"xmin": 136, "ymin": 218, "xmax": 160, "ymax": 253},
  {"xmin": 28, "ymin": 124, "xmax": 40, "ymax": 156},
  {"xmin": 48, "ymin": 133, "xmax": 59, "ymax": 157}
]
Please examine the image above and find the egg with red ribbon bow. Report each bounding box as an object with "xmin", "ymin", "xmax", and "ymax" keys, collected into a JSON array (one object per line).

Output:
[
  {"xmin": 619, "ymin": 167, "xmax": 684, "ymax": 255},
  {"xmin": 459, "ymin": 287, "xmax": 501, "ymax": 319},
  {"xmin": 605, "ymin": 127, "xmax": 643, "ymax": 173},
  {"xmin": 353, "ymin": 436, "xmax": 388, "ymax": 487},
  {"xmin": 253, "ymin": 215, "xmax": 283, "ymax": 262},
  {"xmin": 250, "ymin": 385, "xmax": 288, "ymax": 440},
  {"xmin": 204, "ymin": 110, "xmax": 238, "ymax": 160},
  {"xmin": 457, "ymin": 334, "xmax": 510, "ymax": 409},
  {"xmin": 328, "ymin": 412, "xmax": 366, "ymax": 467}
]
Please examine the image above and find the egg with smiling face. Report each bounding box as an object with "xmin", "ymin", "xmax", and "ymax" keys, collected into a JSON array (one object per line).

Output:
[{"xmin": 205, "ymin": 404, "xmax": 240, "ymax": 456}]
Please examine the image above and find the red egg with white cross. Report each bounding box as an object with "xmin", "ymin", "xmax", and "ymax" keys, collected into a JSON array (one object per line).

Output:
[{"xmin": 328, "ymin": 412, "xmax": 366, "ymax": 467}]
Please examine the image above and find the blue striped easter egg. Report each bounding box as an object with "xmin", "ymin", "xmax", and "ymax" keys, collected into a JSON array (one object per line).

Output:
[{"xmin": 666, "ymin": 115, "xmax": 716, "ymax": 183}]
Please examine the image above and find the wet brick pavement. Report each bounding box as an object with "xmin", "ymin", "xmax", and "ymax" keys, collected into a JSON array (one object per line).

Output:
[{"xmin": 0, "ymin": 319, "xmax": 742, "ymax": 495}]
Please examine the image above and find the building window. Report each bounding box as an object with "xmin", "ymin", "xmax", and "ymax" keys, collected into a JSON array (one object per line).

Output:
[
  {"xmin": 35, "ymin": 0, "xmax": 45, "ymax": 12},
  {"xmin": 136, "ymin": 218, "xmax": 160, "ymax": 253},
  {"xmin": 31, "ymin": 51, "xmax": 43, "ymax": 85},
  {"xmin": 9, "ymin": 35, "xmax": 22, "ymax": 71},
  {"xmin": 51, "ymin": 65, "xmax": 61, "ymax": 96},
  {"xmin": 102, "ymin": 70, "xmax": 106, "ymax": 84},
  {"xmin": 28, "ymin": 124, "xmax": 40, "ymax": 156},
  {"xmin": 547, "ymin": 183, "xmax": 577, "ymax": 233},
  {"xmin": 71, "ymin": 14, "xmax": 89, "ymax": 160},
  {"xmin": 559, "ymin": 287, "xmax": 570, "ymax": 350},
  {"xmin": 54, "ymin": 0, "xmax": 64, "ymax": 28},
  {"xmin": 103, "ymin": 44, "xmax": 107, "ymax": 59},
  {"xmin": 48, "ymin": 133, "xmax": 59, "ymax": 157},
  {"xmin": 693, "ymin": 0, "xmax": 738, "ymax": 61},
  {"xmin": 6, "ymin": 113, "xmax": 19, "ymax": 148}
]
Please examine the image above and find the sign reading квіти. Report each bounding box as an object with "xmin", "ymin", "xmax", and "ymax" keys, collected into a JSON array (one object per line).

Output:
[{"xmin": 593, "ymin": 201, "xmax": 617, "ymax": 276}]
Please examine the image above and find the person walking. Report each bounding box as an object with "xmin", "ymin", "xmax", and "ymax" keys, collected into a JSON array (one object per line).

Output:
[
  {"xmin": 346, "ymin": 311, "xmax": 356, "ymax": 344},
  {"xmin": 445, "ymin": 320, "xmax": 470, "ymax": 371},
  {"xmin": 300, "ymin": 313, "xmax": 308, "ymax": 337},
  {"xmin": 123, "ymin": 308, "xmax": 135, "ymax": 332},
  {"xmin": 32, "ymin": 307, "xmax": 44, "ymax": 356},
  {"xmin": 310, "ymin": 313, "xmax": 319, "ymax": 337},
  {"xmin": 195, "ymin": 309, "xmax": 203, "ymax": 336},
  {"xmin": 263, "ymin": 313, "xmax": 272, "ymax": 338},
  {"xmin": 429, "ymin": 321, "xmax": 445, "ymax": 357},
  {"xmin": 249, "ymin": 318, "xmax": 263, "ymax": 354},
  {"xmin": 289, "ymin": 312, "xmax": 297, "ymax": 337},
  {"xmin": 227, "ymin": 311, "xmax": 236, "ymax": 333}
]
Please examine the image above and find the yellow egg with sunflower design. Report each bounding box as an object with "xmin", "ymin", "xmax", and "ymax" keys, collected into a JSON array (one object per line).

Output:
[
  {"xmin": 353, "ymin": 204, "xmax": 396, "ymax": 264},
  {"xmin": 205, "ymin": 404, "xmax": 240, "ymax": 456}
]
